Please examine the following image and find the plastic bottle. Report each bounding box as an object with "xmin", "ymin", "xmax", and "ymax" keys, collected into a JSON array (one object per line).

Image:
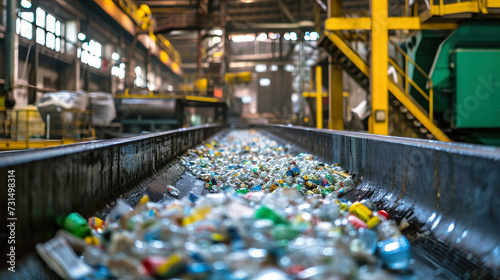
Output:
[
  {"xmin": 254, "ymin": 206, "xmax": 289, "ymax": 225},
  {"xmin": 105, "ymin": 199, "xmax": 133, "ymax": 225},
  {"xmin": 57, "ymin": 212, "xmax": 91, "ymax": 238},
  {"xmin": 376, "ymin": 220, "xmax": 411, "ymax": 270},
  {"xmin": 348, "ymin": 202, "xmax": 382, "ymax": 229}
]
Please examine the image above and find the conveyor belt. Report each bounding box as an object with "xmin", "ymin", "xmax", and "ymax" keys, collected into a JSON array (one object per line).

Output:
[{"xmin": 1, "ymin": 124, "xmax": 500, "ymax": 279}]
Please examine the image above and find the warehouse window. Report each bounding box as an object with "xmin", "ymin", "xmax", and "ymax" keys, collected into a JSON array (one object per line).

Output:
[
  {"xmin": 16, "ymin": 12, "xmax": 33, "ymax": 40},
  {"xmin": 35, "ymin": 7, "xmax": 64, "ymax": 52},
  {"xmin": 77, "ymin": 39, "xmax": 102, "ymax": 69},
  {"xmin": 134, "ymin": 66, "xmax": 145, "ymax": 87},
  {"xmin": 20, "ymin": 0, "xmax": 31, "ymax": 8},
  {"xmin": 112, "ymin": 63, "xmax": 125, "ymax": 79},
  {"xmin": 16, "ymin": 7, "xmax": 64, "ymax": 52},
  {"xmin": 147, "ymin": 73, "xmax": 156, "ymax": 91}
]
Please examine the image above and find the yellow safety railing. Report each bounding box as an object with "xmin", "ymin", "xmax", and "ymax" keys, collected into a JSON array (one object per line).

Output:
[
  {"xmin": 0, "ymin": 107, "xmax": 95, "ymax": 150},
  {"xmin": 119, "ymin": 73, "xmax": 225, "ymax": 102},
  {"xmin": 322, "ymin": 30, "xmax": 451, "ymax": 141},
  {"xmin": 430, "ymin": 0, "xmax": 500, "ymax": 15},
  {"xmin": 388, "ymin": 40, "xmax": 434, "ymax": 122}
]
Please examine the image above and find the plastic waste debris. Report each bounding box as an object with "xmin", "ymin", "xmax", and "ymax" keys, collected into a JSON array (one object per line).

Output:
[
  {"xmin": 57, "ymin": 212, "xmax": 91, "ymax": 238},
  {"xmin": 188, "ymin": 192, "xmax": 199, "ymax": 203},
  {"xmin": 36, "ymin": 236, "xmax": 93, "ymax": 280},
  {"xmin": 88, "ymin": 217, "xmax": 105, "ymax": 232},
  {"xmin": 38, "ymin": 188, "xmax": 412, "ymax": 279},
  {"xmin": 376, "ymin": 220, "xmax": 411, "ymax": 270},
  {"xmin": 36, "ymin": 130, "xmax": 414, "ymax": 279},
  {"xmin": 104, "ymin": 199, "xmax": 133, "ymax": 225},
  {"xmin": 166, "ymin": 185, "xmax": 180, "ymax": 198},
  {"xmin": 181, "ymin": 130, "xmax": 355, "ymax": 198}
]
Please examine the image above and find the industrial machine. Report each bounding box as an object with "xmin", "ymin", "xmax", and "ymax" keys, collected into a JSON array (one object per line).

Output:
[
  {"xmin": 318, "ymin": 0, "xmax": 500, "ymax": 146},
  {"xmin": 114, "ymin": 92, "xmax": 227, "ymax": 133},
  {"xmin": 404, "ymin": 22, "xmax": 500, "ymax": 145}
]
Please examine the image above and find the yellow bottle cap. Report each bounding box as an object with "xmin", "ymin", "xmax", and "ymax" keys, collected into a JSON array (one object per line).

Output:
[{"xmin": 139, "ymin": 195, "xmax": 150, "ymax": 205}]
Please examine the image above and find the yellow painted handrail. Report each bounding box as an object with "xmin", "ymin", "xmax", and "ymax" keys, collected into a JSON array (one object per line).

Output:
[
  {"xmin": 430, "ymin": 0, "xmax": 499, "ymax": 15},
  {"xmin": 389, "ymin": 58, "xmax": 429, "ymax": 101},
  {"xmin": 0, "ymin": 107, "xmax": 94, "ymax": 150},
  {"xmin": 389, "ymin": 40, "xmax": 434, "ymax": 122},
  {"xmin": 322, "ymin": 31, "xmax": 450, "ymax": 141}
]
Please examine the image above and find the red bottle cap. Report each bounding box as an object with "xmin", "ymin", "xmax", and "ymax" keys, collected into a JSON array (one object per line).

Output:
[{"xmin": 378, "ymin": 210, "xmax": 389, "ymax": 220}]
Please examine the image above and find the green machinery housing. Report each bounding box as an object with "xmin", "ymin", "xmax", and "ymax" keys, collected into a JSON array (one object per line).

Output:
[{"xmin": 402, "ymin": 21, "xmax": 500, "ymax": 146}]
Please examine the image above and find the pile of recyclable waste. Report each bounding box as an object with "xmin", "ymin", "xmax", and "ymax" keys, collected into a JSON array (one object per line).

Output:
[
  {"xmin": 36, "ymin": 130, "xmax": 411, "ymax": 280},
  {"xmin": 181, "ymin": 130, "xmax": 355, "ymax": 197}
]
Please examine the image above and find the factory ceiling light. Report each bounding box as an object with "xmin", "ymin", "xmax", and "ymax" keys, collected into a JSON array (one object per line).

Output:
[
  {"xmin": 230, "ymin": 34, "xmax": 255, "ymax": 42},
  {"xmin": 210, "ymin": 29, "xmax": 223, "ymax": 36},
  {"xmin": 256, "ymin": 33, "xmax": 267, "ymax": 41},
  {"xmin": 255, "ymin": 64, "xmax": 266, "ymax": 72},
  {"xmin": 268, "ymin": 32, "xmax": 279, "ymax": 39},
  {"xmin": 304, "ymin": 32, "xmax": 311, "ymax": 41},
  {"xmin": 212, "ymin": 36, "xmax": 222, "ymax": 43},
  {"xmin": 310, "ymin": 31, "xmax": 319, "ymax": 40}
]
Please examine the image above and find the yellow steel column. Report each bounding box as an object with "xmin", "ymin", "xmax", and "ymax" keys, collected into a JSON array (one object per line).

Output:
[
  {"xmin": 316, "ymin": 66, "xmax": 323, "ymax": 129},
  {"xmin": 370, "ymin": 0, "xmax": 389, "ymax": 135},
  {"xmin": 328, "ymin": 0, "xmax": 344, "ymax": 130}
]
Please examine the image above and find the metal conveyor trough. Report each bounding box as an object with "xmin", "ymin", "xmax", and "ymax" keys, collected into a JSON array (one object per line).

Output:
[{"xmin": 1, "ymin": 124, "xmax": 499, "ymax": 279}]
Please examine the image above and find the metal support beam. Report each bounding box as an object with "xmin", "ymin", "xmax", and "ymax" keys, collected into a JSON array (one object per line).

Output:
[
  {"xmin": 197, "ymin": 30, "xmax": 202, "ymax": 75},
  {"xmin": 4, "ymin": 0, "xmax": 16, "ymax": 104},
  {"xmin": 276, "ymin": 0, "xmax": 296, "ymax": 23},
  {"xmin": 328, "ymin": 0, "xmax": 343, "ymax": 130},
  {"xmin": 312, "ymin": 0, "xmax": 327, "ymax": 11},
  {"xmin": 325, "ymin": 17, "xmax": 459, "ymax": 30},
  {"xmin": 316, "ymin": 66, "xmax": 323, "ymax": 129},
  {"xmin": 370, "ymin": 0, "xmax": 389, "ymax": 135},
  {"xmin": 299, "ymin": 41, "xmax": 305, "ymax": 121},
  {"xmin": 329, "ymin": 63, "xmax": 343, "ymax": 130}
]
